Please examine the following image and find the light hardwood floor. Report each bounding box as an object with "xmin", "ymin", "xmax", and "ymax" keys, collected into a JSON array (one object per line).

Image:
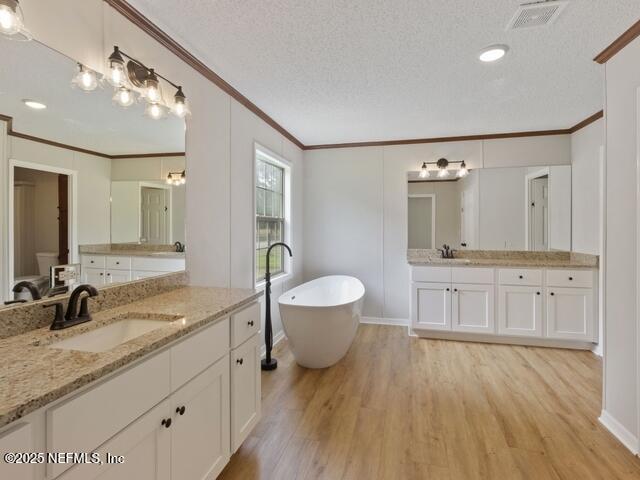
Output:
[{"xmin": 219, "ymin": 324, "xmax": 640, "ymax": 480}]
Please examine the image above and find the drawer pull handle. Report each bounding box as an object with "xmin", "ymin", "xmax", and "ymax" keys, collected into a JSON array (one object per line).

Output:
[
  {"xmin": 176, "ymin": 406, "xmax": 186, "ymax": 416},
  {"xmin": 99, "ymin": 273, "xmax": 103, "ymax": 276},
  {"xmin": 550, "ymin": 292, "xmax": 555, "ymax": 296},
  {"xmin": 248, "ymin": 320, "xmax": 255, "ymax": 327},
  {"xmin": 236, "ymin": 358, "xmax": 244, "ymax": 365},
  {"xmin": 446, "ymin": 288, "xmax": 450, "ymax": 292},
  {"xmin": 454, "ymin": 288, "xmax": 458, "ymax": 292},
  {"xmin": 116, "ymin": 262, "xmax": 120, "ymax": 265},
  {"xmin": 519, "ymin": 275, "xmax": 523, "ymax": 279},
  {"xmin": 536, "ymin": 292, "xmax": 541, "ymax": 295},
  {"xmin": 90, "ymin": 260, "xmax": 94, "ymax": 264},
  {"xmin": 569, "ymin": 277, "xmax": 573, "ymax": 281},
  {"xmin": 161, "ymin": 418, "xmax": 172, "ymax": 428}
]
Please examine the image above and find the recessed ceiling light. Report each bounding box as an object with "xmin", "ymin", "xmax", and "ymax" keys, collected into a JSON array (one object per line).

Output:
[
  {"xmin": 478, "ymin": 45, "xmax": 509, "ymax": 63},
  {"xmin": 22, "ymin": 99, "xmax": 46, "ymax": 110}
]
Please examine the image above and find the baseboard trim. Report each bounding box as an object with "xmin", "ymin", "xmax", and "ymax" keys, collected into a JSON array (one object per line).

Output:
[
  {"xmin": 360, "ymin": 317, "xmax": 409, "ymax": 326},
  {"xmin": 260, "ymin": 330, "xmax": 286, "ymax": 359},
  {"xmin": 599, "ymin": 410, "xmax": 639, "ymax": 455}
]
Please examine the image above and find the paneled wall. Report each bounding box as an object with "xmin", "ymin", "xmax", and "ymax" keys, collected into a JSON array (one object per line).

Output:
[{"xmin": 303, "ymin": 136, "xmax": 571, "ymax": 320}]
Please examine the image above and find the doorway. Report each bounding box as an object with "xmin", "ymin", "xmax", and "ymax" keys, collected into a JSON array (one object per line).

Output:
[
  {"xmin": 141, "ymin": 186, "xmax": 168, "ymax": 244},
  {"xmin": 527, "ymin": 173, "xmax": 549, "ymax": 251},
  {"xmin": 9, "ymin": 161, "xmax": 76, "ymax": 297},
  {"xmin": 408, "ymin": 194, "xmax": 436, "ymax": 249}
]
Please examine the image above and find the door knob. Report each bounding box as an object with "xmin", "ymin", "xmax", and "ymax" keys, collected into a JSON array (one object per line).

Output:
[{"xmin": 550, "ymin": 292, "xmax": 555, "ymax": 296}]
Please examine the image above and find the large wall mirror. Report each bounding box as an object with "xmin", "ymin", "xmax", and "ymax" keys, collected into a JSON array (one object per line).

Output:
[
  {"xmin": 407, "ymin": 164, "xmax": 572, "ymax": 252},
  {"xmin": 2, "ymin": 39, "xmax": 186, "ymax": 305}
]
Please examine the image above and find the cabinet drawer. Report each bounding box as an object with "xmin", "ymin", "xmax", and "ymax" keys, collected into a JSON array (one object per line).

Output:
[
  {"xmin": 452, "ymin": 267, "xmax": 494, "ymax": 285},
  {"xmin": 498, "ymin": 268, "xmax": 543, "ymax": 286},
  {"xmin": 546, "ymin": 269, "xmax": 593, "ymax": 288},
  {"xmin": 132, "ymin": 256, "xmax": 186, "ymax": 272},
  {"xmin": 411, "ymin": 266, "xmax": 451, "ymax": 283},
  {"xmin": 231, "ymin": 302, "xmax": 260, "ymax": 348},
  {"xmin": 81, "ymin": 255, "xmax": 105, "ymax": 268},
  {"xmin": 171, "ymin": 318, "xmax": 229, "ymax": 391},
  {"xmin": 106, "ymin": 256, "xmax": 131, "ymax": 270},
  {"xmin": 46, "ymin": 350, "xmax": 170, "ymax": 478}
]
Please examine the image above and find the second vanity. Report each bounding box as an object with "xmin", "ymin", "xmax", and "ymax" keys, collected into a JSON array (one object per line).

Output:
[
  {"xmin": 0, "ymin": 283, "xmax": 262, "ymax": 480},
  {"xmin": 409, "ymin": 249, "xmax": 599, "ymax": 349}
]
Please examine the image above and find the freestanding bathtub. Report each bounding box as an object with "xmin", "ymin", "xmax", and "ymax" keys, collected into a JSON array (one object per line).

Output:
[{"xmin": 278, "ymin": 275, "xmax": 365, "ymax": 368}]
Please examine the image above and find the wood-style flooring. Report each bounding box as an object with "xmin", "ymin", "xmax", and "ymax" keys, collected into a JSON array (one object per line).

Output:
[{"xmin": 219, "ymin": 324, "xmax": 640, "ymax": 479}]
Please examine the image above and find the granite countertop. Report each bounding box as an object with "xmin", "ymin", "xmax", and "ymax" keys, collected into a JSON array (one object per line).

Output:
[
  {"xmin": 0, "ymin": 286, "xmax": 262, "ymax": 428},
  {"xmin": 407, "ymin": 249, "xmax": 599, "ymax": 269},
  {"xmin": 80, "ymin": 248, "xmax": 186, "ymax": 259}
]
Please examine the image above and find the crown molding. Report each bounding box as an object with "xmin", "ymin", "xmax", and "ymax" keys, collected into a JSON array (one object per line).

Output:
[{"xmin": 594, "ymin": 19, "xmax": 640, "ymax": 64}]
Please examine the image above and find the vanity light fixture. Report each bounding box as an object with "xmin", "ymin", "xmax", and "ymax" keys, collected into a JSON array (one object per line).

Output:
[
  {"xmin": 22, "ymin": 99, "xmax": 46, "ymax": 110},
  {"xmin": 457, "ymin": 161, "xmax": 469, "ymax": 178},
  {"xmin": 113, "ymin": 86, "xmax": 134, "ymax": 107},
  {"xmin": 71, "ymin": 64, "xmax": 99, "ymax": 92},
  {"xmin": 0, "ymin": 0, "xmax": 32, "ymax": 41},
  {"xmin": 166, "ymin": 170, "xmax": 186, "ymax": 186},
  {"xmin": 479, "ymin": 44, "xmax": 509, "ymax": 63},
  {"xmin": 106, "ymin": 46, "xmax": 126, "ymax": 88},
  {"xmin": 419, "ymin": 161, "xmax": 429, "ymax": 178}
]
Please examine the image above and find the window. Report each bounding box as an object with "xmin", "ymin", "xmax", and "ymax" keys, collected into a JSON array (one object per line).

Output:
[{"xmin": 255, "ymin": 148, "xmax": 289, "ymax": 282}]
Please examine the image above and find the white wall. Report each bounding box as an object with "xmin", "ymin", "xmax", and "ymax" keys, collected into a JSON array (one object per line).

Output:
[
  {"xmin": 571, "ymin": 119, "xmax": 604, "ymax": 255},
  {"xmin": 601, "ymin": 36, "xmax": 640, "ymax": 452},
  {"xmin": 303, "ymin": 136, "xmax": 570, "ymax": 321}
]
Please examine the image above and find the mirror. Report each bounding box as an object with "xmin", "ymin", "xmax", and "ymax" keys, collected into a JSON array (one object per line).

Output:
[
  {"xmin": 1, "ymin": 39, "xmax": 186, "ymax": 305},
  {"xmin": 407, "ymin": 165, "xmax": 572, "ymax": 251}
]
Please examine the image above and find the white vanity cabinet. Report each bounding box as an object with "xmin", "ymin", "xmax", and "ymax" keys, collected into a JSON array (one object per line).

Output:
[
  {"xmin": 80, "ymin": 254, "xmax": 185, "ymax": 285},
  {"xmin": 411, "ymin": 264, "xmax": 597, "ymax": 347},
  {"xmin": 0, "ymin": 300, "xmax": 261, "ymax": 480}
]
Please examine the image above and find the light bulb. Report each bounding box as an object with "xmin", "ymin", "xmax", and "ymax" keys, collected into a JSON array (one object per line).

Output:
[
  {"xmin": 166, "ymin": 175, "xmax": 173, "ymax": 185},
  {"xmin": 457, "ymin": 161, "xmax": 468, "ymax": 178},
  {"xmin": 143, "ymin": 69, "xmax": 161, "ymax": 104},
  {"xmin": 113, "ymin": 86, "xmax": 134, "ymax": 107},
  {"xmin": 107, "ymin": 46, "xmax": 126, "ymax": 87},
  {"xmin": 0, "ymin": 0, "xmax": 31, "ymax": 40},
  {"xmin": 438, "ymin": 168, "xmax": 449, "ymax": 178},
  {"xmin": 171, "ymin": 87, "xmax": 190, "ymax": 118},
  {"xmin": 72, "ymin": 64, "xmax": 98, "ymax": 91},
  {"xmin": 0, "ymin": 7, "xmax": 15, "ymax": 32},
  {"xmin": 419, "ymin": 162, "xmax": 429, "ymax": 178},
  {"xmin": 180, "ymin": 171, "xmax": 186, "ymax": 184},
  {"xmin": 145, "ymin": 103, "xmax": 166, "ymax": 119}
]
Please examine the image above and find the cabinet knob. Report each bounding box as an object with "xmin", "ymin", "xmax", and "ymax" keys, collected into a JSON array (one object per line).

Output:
[
  {"xmin": 90, "ymin": 260, "xmax": 94, "ymax": 264},
  {"xmin": 446, "ymin": 288, "xmax": 450, "ymax": 291},
  {"xmin": 176, "ymin": 406, "xmax": 186, "ymax": 416},
  {"xmin": 248, "ymin": 320, "xmax": 254, "ymax": 327},
  {"xmin": 107, "ymin": 273, "xmax": 111, "ymax": 276},
  {"xmin": 536, "ymin": 292, "xmax": 541, "ymax": 295},
  {"xmin": 116, "ymin": 262, "xmax": 120, "ymax": 265},
  {"xmin": 519, "ymin": 275, "xmax": 523, "ymax": 279},
  {"xmin": 550, "ymin": 292, "xmax": 555, "ymax": 296},
  {"xmin": 569, "ymin": 277, "xmax": 573, "ymax": 281},
  {"xmin": 236, "ymin": 358, "xmax": 244, "ymax": 365},
  {"xmin": 99, "ymin": 273, "xmax": 104, "ymax": 276},
  {"xmin": 454, "ymin": 288, "xmax": 458, "ymax": 292},
  {"xmin": 161, "ymin": 418, "xmax": 172, "ymax": 428}
]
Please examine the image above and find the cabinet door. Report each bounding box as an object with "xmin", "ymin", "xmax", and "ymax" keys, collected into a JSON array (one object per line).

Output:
[
  {"xmin": 105, "ymin": 269, "xmax": 132, "ymax": 285},
  {"xmin": 231, "ymin": 334, "xmax": 261, "ymax": 452},
  {"xmin": 498, "ymin": 286, "xmax": 542, "ymax": 337},
  {"xmin": 546, "ymin": 287, "xmax": 594, "ymax": 341},
  {"xmin": 0, "ymin": 423, "xmax": 35, "ymax": 480},
  {"xmin": 451, "ymin": 284, "xmax": 495, "ymax": 333},
  {"xmin": 57, "ymin": 400, "xmax": 171, "ymax": 480},
  {"xmin": 82, "ymin": 267, "xmax": 106, "ymax": 285},
  {"xmin": 411, "ymin": 282, "xmax": 451, "ymax": 330},
  {"xmin": 171, "ymin": 356, "xmax": 230, "ymax": 480},
  {"xmin": 132, "ymin": 270, "xmax": 164, "ymax": 281}
]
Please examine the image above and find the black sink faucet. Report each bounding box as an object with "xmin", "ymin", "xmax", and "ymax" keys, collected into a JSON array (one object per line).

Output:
[
  {"xmin": 13, "ymin": 281, "xmax": 42, "ymax": 300},
  {"xmin": 174, "ymin": 241, "xmax": 185, "ymax": 252},
  {"xmin": 47, "ymin": 284, "xmax": 99, "ymax": 330},
  {"xmin": 437, "ymin": 244, "xmax": 456, "ymax": 259}
]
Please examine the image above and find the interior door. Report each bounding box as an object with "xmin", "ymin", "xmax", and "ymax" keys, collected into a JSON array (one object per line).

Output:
[
  {"xmin": 58, "ymin": 174, "xmax": 69, "ymax": 265},
  {"xmin": 141, "ymin": 187, "xmax": 167, "ymax": 244},
  {"xmin": 529, "ymin": 176, "xmax": 549, "ymax": 251}
]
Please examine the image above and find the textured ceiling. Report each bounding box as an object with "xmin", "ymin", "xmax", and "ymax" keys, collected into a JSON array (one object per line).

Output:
[
  {"xmin": 128, "ymin": 0, "xmax": 639, "ymax": 146},
  {"xmin": 0, "ymin": 38, "xmax": 185, "ymax": 155}
]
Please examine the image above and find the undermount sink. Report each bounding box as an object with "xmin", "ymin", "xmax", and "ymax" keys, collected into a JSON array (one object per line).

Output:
[{"xmin": 48, "ymin": 318, "xmax": 176, "ymax": 353}]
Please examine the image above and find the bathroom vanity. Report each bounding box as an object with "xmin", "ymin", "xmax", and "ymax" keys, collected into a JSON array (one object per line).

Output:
[
  {"xmin": 409, "ymin": 250, "xmax": 599, "ymax": 348},
  {"xmin": 0, "ymin": 284, "xmax": 262, "ymax": 480}
]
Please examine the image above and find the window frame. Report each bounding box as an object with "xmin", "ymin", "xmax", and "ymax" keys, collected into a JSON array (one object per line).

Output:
[{"xmin": 254, "ymin": 144, "xmax": 292, "ymax": 286}]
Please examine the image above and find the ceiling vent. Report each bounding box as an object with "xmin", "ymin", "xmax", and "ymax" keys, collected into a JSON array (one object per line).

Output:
[{"xmin": 506, "ymin": 1, "xmax": 568, "ymax": 30}]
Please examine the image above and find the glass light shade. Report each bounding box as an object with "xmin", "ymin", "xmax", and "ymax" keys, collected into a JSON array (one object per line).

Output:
[
  {"xmin": 106, "ymin": 46, "xmax": 126, "ymax": 87},
  {"xmin": 171, "ymin": 87, "xmax": 190, "ymax": 118},
  {"xmin": 72, "ymin": 65, "xmax": 99, "ymax": 91},
  {"xmin": 457, "ymin": 162, "xmax": 469, "ymax": 178},
  {"xmin": 113, "ymin": 87, "xmax": 134, "ymax": 107},
  {"xmin": 0, "ymin": 0, "xmax": 31, "ymax": 40},
  {"xmin": 437, "ymin": 168, "xmax": 450, "ymax": 178},
  {"xmin": 143, "ymin": 69, "xmax": 161, "ymax": 104},
  {"xmin": 145, "ymin": 102, "xmax": 167, "ymax": 120},
  {"xmin": 419, "ymin": 162, "xmax": 429, "ymax": 178}
]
